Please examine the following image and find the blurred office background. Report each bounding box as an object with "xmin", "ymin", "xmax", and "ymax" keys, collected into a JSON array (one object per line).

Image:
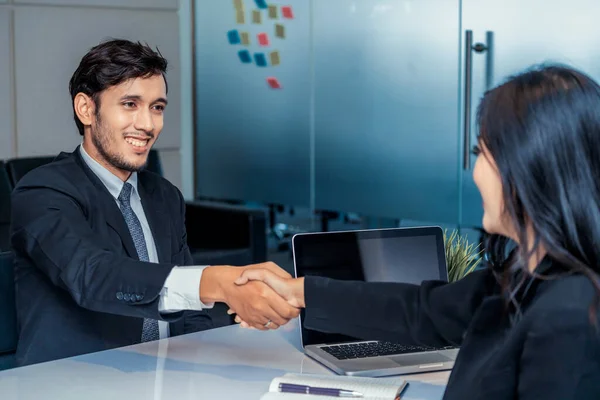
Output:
[{"xmin": 2, "ymin": 0, "xmax": 600, "ymax": 288}]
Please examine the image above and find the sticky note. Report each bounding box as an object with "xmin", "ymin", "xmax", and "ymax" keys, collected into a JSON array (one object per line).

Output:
[
  {"xmin": 233, "ymin": 0, "xmax": 244, "ymax": 10},
  {"xmin": 270, "ymin": 51, "xmax": 280, "ymax": 66},
  {"xmin": 252, "ymin": 9, "xmax": 262, "ymax": 24},
  {"xmin": 236, "ymin": 10, "xmax": 245, "ymax": 24},
  {"xmin": 238, "ymin": 50, "xmax": 252, "ymax": 63},
  {"xmin": 240, "ymin": 31, "xmax": 250, "ymax": 45},
  {"xmin": 281, "ymin": 5, "xmax": 294, "ymax": 19},
  {"xmin": 275, "ymin": 23, "xmax": 285, "ymax": 39},
  {"xmin": 268, "ymin": 4, "xmax": 278, "ymax": 19},
  {"xmin": 254, "ymin": 53, "xmax": 267, "ymax": 67},
  {"xmin": 257, "ymin": 32, "xmax": 269, "ymax": 46},
  {"xmin": 227, "ymin": 30, "xmax": 241, "ymax": 44},
  {"xmin": 267, "ymin": 77, "xmax": 282, "ymax": 89},
  {"xmin": 254, "ymin": 0, "xmax": 268, "ymax": 9}
]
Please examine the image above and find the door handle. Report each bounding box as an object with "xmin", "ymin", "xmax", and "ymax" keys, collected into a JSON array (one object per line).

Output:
[{"xmin": 463, "ymin": 30, "xmax": 494, "ymax": 170}]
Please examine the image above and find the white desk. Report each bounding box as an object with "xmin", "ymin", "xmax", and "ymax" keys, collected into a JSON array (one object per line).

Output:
[{"xmin": 0, "ymin": 322, "xmax": 449, "ymax": 399}]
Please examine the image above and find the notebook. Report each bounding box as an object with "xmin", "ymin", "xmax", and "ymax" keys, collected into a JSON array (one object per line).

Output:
[{"xmin": 260, "ymin": 373, "xmax": 408, "ymax": 399}]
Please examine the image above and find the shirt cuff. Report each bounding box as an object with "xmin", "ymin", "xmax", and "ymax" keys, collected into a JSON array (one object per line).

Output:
[{"xmin": 158, "ymin": 265, "xmax": 215, "ymax": 313}]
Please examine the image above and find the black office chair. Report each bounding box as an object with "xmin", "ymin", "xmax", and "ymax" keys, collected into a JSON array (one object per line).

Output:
[
  {"xmin": 5, "ymin": 156, "xmax": 56, "ymax": 187},
  {"xmin": 0, "ymin": 251, "xmax": 17, "ymax": 371},
  {"xmin": 0, "ymin": 162, "xmax": 12, "ymax": 252},
  {"xmin": 145, "ymin": 149, "xmax": 163, "ymax": 177}
]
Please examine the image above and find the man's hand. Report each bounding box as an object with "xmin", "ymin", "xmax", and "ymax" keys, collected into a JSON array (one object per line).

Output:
[
  {"xmin": 235, "ymin": 269, "xmax": 305, "ymax": 307},
  {"xmin": 199, "ymin": 262, "xmax": 300, "ymax": 330},
  {"xmin": 230, "ymin": 269, "xmax": 306, "ymax": 328},
  {"xmin": 245, "ymin": 261, "xmax": 293, "ymax": 280}
]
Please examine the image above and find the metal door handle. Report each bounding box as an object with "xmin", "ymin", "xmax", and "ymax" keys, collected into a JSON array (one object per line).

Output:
[{"xmin": 463, "ymin": 30, "xmax": 494, "ymax": 170}]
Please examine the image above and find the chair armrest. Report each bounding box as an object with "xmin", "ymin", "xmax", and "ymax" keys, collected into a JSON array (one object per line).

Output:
[{"xmin": 184, "ymin": 201, "xmax": 268, "ymax": 263}]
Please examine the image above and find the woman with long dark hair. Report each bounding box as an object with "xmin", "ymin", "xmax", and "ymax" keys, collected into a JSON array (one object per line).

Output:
[{"xmin": 235, "ymin": 65, "xmax": 600, "ymax": 399}]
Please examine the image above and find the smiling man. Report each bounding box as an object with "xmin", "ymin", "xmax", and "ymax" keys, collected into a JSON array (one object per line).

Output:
[{"xmin": 9, "ymin": 39, "xmax": 298, "ymax": 366}]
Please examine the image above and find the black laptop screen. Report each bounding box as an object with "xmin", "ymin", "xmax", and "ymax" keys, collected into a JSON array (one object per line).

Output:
[{"xmin": 293, "ymin": 227, "xmax": 447, "ymax": 346}]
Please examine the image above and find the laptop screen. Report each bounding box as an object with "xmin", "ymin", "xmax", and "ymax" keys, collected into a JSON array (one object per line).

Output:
[{"xmin": 293, "ymin": 227, "xmax": 447, "ymax": 346}]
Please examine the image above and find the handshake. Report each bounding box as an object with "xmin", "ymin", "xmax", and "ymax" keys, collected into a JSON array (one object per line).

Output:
[{"xmin": 200, "ymin": 262, "xmax": 306, "ymax": 330}]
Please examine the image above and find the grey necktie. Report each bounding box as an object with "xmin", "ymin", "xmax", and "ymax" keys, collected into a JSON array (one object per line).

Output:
[{"xmin": 118, "ymin": 182, "xmax": 160, "ymax": 343}]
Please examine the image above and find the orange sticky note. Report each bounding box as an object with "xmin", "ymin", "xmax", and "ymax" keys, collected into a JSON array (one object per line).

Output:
[
  {"xmin": 257, "ymin": 32, "xmax": 270, "ymax": 46},
  {"xmin": 281, "ymin": 5, "xmax": 294, "ymax": 19},
  {"xmin": 267, "ymin": 77, "xmax": 282, "ymax": 89}
]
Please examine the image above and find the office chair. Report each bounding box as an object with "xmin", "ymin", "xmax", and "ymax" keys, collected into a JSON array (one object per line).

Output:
[
  {"xmin": 0, "ymin": 251, "xmax": 17, "ymax": 371},
  {"xmin": 0, "ymin": 162, "xmax": 12, "ymax": 252},
  {"xmin": 5, "ymin": 156, "xmax": 55, "ymax": 187}
]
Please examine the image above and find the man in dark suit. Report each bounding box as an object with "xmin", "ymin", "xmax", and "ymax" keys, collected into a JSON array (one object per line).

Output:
[{"xmin": 10, "ymin": 39, "xmax": 298, "ymax": 366}]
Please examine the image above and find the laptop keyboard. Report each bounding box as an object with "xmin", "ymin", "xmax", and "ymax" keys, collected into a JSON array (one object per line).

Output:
[{"xmin": 320, "ymin": 341, "xmax": 438, "ymax": 360}]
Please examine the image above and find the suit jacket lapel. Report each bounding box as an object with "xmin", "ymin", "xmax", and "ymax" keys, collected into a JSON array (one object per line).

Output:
[
  {"xmin": 138, "ymin": 173, "xmax": 172, "ymax": 263},
  {"xmin": 71, "ymin": 147, "xmax": 139, "ymax": 259}
]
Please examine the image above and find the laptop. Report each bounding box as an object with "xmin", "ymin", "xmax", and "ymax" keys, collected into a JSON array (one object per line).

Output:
[{"xmin": 292, "ymin": 226, "xmax": 459, "ymax": 377}]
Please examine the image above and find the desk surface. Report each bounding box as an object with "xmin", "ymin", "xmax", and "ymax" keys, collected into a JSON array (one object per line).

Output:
[{"xmin": 0, "ymin": 322, "xmax": 449, "ymax": 399}]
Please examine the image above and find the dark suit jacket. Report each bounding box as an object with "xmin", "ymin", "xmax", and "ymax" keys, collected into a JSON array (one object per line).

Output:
[
  {"xmin": 304, "ymin": 260, "xmax": 600, "ymax": 399},
  {"xmin": 10, "ymin": 147, "xmax": 212, "ymax": 366}
]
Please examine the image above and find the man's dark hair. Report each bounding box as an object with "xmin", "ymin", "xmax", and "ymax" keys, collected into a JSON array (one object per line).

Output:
[{"xmin": 69, "ymin": 38, "xmax": 168, "ymax": 136}]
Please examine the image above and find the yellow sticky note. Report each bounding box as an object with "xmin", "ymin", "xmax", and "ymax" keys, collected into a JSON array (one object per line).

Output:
[
  {"xmin": 252, "ymin": 9, "xmax": 262, "ymax": 24},
  {"xmin": 268, "ymin": 4, "xmax": 278, "ymax": 19},
  {"xmin": 236, "ymin": 10, "xmax": 245, "ymax": 24},
  {"xmin": 233, "ymin": 0, "xmax": 244, "ymax": 10},
  {"xmin": 270, "ymin": 51, "xmax": 280, "ymax": 66},
  {"xmin": 275, "ymin": 23, "xmax": 285, "ymax": 39},
  {"xmin": 240, "ymin": 32, "xmax": 250, "ymax": 45}
]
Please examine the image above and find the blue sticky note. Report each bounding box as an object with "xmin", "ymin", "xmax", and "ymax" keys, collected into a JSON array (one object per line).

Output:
[
  {"xmin": 254, "ymin": 0, "xmax": 268, "ymax": 9},
  {"xmin": 254, "ymin": 53, "xmax": 267, "ymax": 67},
  {"xmin": 227, "ymin": 30, "xmax": 241, "ymax": 44},
  {"xmin": 238, "ymin": 50, "xmax": 252, "ymax": 64}
]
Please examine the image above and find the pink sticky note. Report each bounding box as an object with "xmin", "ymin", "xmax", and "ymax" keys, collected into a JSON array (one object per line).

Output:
[
  {"xmin": 267, "ymin": 77, "xmax": 282, "ymax": 89},
  {"xmin": 281, "ymin": 5, "xmax": 294, "ymax": 19},
  {"xmin": 257, "ymin": 32, "xmax": 270, "ymax": 46}
]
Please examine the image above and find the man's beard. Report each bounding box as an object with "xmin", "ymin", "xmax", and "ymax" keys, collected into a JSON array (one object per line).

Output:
[{"xmin": 91, "ymin": 114, "xmax": 148, "ymax": 173}]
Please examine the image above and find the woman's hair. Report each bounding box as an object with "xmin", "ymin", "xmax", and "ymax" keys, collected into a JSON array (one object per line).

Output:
[{"xmin": 477, "ymin": 64, "xmax": 600, "ymax": 322}]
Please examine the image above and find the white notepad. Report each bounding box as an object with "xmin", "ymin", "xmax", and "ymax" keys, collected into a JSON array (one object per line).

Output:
[{"xmin": 260, "ymin": 373, "xmax": 408, "ymax": 400}]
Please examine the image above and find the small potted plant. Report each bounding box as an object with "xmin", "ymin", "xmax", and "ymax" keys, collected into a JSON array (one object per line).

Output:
[{"xmin": 444, "ymin": 229, "xmax": 483, "ymax": 282}]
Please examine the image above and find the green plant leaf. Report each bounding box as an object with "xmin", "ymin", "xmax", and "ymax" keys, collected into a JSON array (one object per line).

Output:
[{"xmin": 444, "ymin": 229, "xmax": 483, "ymax": 282}]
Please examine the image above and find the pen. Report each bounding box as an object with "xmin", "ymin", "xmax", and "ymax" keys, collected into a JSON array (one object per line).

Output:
[{"xmin": 278, "ymin": 383, "xmax": 364, "ymax": 398}]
